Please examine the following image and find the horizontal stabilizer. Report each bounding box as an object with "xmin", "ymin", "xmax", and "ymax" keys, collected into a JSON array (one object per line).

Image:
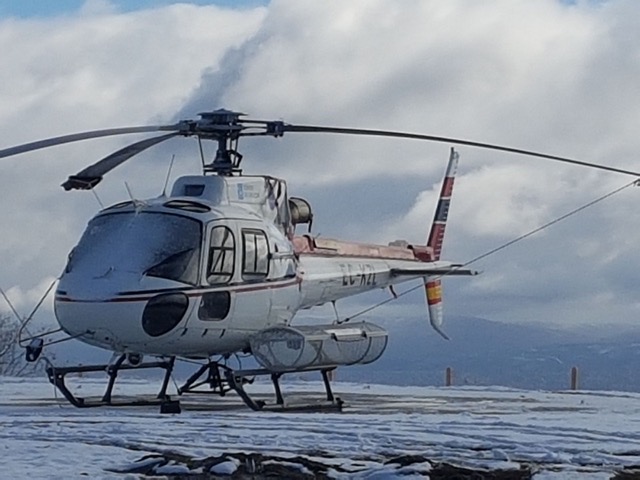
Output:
[{"xmin": 391, "ymin": 265, "xmax": 476, "ymax": 277}]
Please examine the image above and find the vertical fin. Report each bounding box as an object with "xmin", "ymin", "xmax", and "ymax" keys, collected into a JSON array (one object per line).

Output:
[
  {"xmin": 426, "ymin": 278, "xmax": 449, "ymax": 340},
  {"xmin": 427, "ymin": 147, "xmax": 459, "ymax": 260},
  {"xmin": 425, "ymin": 148, "xmax": 459, "ymax": 339}
]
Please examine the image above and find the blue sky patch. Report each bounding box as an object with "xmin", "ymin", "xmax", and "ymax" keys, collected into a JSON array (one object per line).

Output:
[{"xmin": 0, "ymin": 0, "xmax": 268, "ymax": 19}]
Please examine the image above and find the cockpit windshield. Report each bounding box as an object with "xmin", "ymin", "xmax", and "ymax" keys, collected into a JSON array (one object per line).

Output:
[{"xmin": 66, "ymin": 212, "xmax": 202, "ymax": 285}]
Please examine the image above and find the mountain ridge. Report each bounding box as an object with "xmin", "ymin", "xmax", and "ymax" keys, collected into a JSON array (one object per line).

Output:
[{"xmin": 338, "ymin": 315, "xmax": 640, "ymax": 391}]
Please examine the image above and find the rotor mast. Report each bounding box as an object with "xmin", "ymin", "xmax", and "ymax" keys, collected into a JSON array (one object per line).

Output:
[{"xmin": 196, "ymin": 110, "xmax": 245, "ymax": 176}]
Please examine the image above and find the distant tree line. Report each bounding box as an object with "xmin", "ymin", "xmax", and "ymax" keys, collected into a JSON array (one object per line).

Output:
[{"xmin": 0, "ymin": 313, "xmax": 36, "ymax": 376}]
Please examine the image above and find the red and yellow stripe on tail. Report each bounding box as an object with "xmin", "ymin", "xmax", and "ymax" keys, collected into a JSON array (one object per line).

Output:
[{"xmin": 426, "ymin": 278, "xmax": 448, "ymax": 339}]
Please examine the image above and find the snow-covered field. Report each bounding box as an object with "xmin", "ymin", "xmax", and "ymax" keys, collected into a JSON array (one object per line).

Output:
[{"xmin": 2, "ymin": 375, "xmax": 640, "ymax": 479}]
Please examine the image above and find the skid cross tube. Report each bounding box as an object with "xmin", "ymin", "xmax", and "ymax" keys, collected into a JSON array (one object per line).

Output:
[{"xmin": 177, "ymin": 362, "xmax": 233, "ymax": 396}]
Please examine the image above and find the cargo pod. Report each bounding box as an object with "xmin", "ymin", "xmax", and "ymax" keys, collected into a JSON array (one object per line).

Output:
[{"xmin": 250, "ymin": 322, "xmax": 388, "ymax": 371}]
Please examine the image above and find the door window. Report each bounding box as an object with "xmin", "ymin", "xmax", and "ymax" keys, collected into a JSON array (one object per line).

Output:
[
  {"xmin": 242, "ymin": 229, "xmax": 269, "ymax": 281},
  {"xmin": 207, "ymin": 226, "xmax": 235, "ymax": 285}
]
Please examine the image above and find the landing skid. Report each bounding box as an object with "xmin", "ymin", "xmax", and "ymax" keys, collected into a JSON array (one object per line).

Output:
[{"xmin": 45, "ymin": 356, "xmax": 343, "ymax": 413}]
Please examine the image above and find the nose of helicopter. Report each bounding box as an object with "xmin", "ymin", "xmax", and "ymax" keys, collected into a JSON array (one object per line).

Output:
[{"xmin": 54, "ymin": 272, "xmax": 192, "ymax": 352}]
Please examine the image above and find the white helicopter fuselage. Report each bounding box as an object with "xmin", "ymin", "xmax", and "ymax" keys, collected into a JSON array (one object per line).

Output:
[{"xmin": 54, "ymin": 174, "xmax": 456, "ymax": 358}]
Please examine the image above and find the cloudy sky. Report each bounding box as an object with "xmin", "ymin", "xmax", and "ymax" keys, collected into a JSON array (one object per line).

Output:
[{"xmin": 1, "ymin": 0, "xmax": 640, "ymax": 341}]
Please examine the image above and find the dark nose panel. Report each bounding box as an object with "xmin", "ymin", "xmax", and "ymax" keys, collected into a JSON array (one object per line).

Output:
[{"xmin": 142, "ymin": 293, "xmax": 189, "ymax": 337}]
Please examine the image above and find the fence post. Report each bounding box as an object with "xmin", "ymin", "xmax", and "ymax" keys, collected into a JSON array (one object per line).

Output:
[
  {"xmin": 570, "ymin": 366, "xmax": 579, "ymax": 390},
  {"xmin": 445, "ymin": 367, "xmax": 453, "ymax": 386}
]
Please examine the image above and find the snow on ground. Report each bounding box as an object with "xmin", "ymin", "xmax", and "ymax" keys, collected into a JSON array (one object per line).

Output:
[{"xmin": 2, "ymin": 375, "xmax": 640, "ymax": 478}]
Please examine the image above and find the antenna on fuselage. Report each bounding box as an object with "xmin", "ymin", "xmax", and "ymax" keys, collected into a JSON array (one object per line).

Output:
[
  {"xmin": 197, "ymin": 136, "xmax": 206, "ymax": 171},
  {"xmin": 91, "ymin": 188, "xmax": 104, "ymax": 209},
  {"xmin": 124, "ymin": 181, "xmax": 146, "ymax": 210},
  {"xmin": 161, "ymin": 154, "xmax": 176, "ymax": 197},
  {"xmin": 124, "ymin": 181, "xmax": 135, "ymax": 201}
]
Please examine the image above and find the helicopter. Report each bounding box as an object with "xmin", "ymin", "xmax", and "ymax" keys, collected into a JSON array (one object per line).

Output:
[{"xmin": 2, "ymin": 109, "xmax": 639, "ymax": 412}]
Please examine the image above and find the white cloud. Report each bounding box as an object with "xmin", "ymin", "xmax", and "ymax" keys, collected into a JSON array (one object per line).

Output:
[
  {"xmin": 0, "ymin": 276, "xmax": 58, "ymax": 319},
  {"xmin": 0, "ymin": 2, "xmax": 266, "ymax": 291},
  {"xmin": 1, "ymin": 0, "xmax": 640, "ymax": 332}
]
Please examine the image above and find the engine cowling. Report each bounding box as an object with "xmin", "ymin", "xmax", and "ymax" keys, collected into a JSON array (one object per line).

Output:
[{"xmin": 288, "ymin": 197, "xmax": 313, "ymax": 229}]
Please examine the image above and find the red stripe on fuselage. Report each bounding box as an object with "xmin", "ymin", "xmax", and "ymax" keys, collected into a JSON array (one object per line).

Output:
[{"xmin": 55, "ymin": 277, "xmax": 301, "ymax": 303}]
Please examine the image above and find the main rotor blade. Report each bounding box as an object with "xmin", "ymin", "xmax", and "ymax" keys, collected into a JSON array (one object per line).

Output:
[
  {"xmin": 0, "ymin": 125, "xmax": 180, "ymax": 160},
  {"xmin": 283, "ymin": 124, "xmax": 640, "ymax": 177},
  {"xmin": 62, "ymin": 132, "xmax": 180, "ymax": 190}
]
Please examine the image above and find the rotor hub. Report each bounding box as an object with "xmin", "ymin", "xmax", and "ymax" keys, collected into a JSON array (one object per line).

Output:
[{"xmin": 195, "ymin": 109, "xmax": 245, "ymax": 133}]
